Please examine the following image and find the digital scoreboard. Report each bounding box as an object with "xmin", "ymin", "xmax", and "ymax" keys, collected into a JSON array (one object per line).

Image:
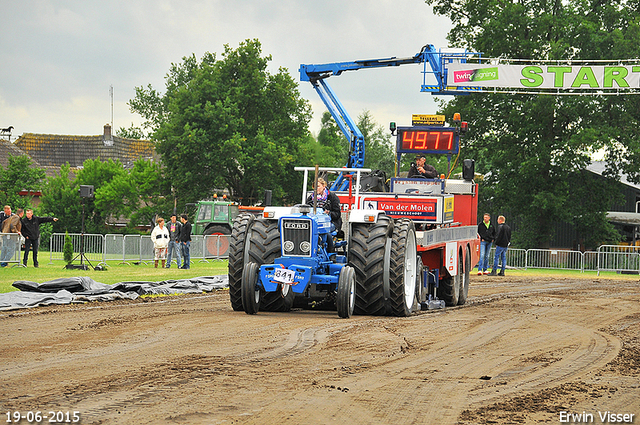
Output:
[{"xmin": 396, "ymin": 127, "xmax": 459, "ymax": 155}]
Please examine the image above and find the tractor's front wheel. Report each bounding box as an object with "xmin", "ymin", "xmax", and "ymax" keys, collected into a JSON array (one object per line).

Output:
[
  {"xmin": 241, "ymin": 262, "xmax": 261, "ymax": 315},
  {"xmin": 336, "ymin": 266, "xmax": 356, "ymax": 318}
]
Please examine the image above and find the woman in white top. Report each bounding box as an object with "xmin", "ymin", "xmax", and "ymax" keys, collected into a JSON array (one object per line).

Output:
[{"xmin": 151, "ymin": 217, "xmax": 170, "ymax": 268}]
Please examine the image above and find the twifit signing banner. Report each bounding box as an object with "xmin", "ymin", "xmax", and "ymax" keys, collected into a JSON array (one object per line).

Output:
[{"xmin": 446, "ymin": 63, "xmax": 640, "ymax": 90}]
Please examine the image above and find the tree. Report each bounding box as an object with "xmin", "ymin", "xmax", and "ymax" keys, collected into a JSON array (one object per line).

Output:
[
  {"xmin": 315, "ymin": 111, "xmax": 348, "ymax": 167},
  {"xmin": 425, "ymin": 0, "xmax": 640, "ymax": 248},
  {"xmin": 96, "ymin": 158, "xmax": 172, "ymax": 230},
  {"xmin": 63, "ymin": 231, "xmax": 73, "ymax": 265},
  {"xmin": 116, "ymin": 124, "xmax": 145, "ymax": 140},
  {"xmin": 39, "ymin": 164, "xmax": 81, "ymax": 233},
  {"xmin": 130, "ymin": 39, "xmax": 312, "ymax": 206},
  {"xmin": 0, "ymin": 155, "xmax": 45, "ymax": 209},
  {"xmin": 313, "ymin": 110, "xmax": 396, "ymax": 178},
  {"xmin": 40, "ymin": 159, "xmax": 170, "ymax": 234},
  {"xmin": 358, "ymin": 110, "xmax": 396, "ymax": 177}
]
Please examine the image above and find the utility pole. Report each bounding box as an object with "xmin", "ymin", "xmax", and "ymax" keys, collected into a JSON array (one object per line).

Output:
[{"xmin": 110, "ymin": 85, "xmax": 114, "ymax": 130}]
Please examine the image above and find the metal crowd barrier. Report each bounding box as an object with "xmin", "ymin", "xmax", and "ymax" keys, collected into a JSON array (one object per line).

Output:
[
  {"xmin": 47, "ymin": 233, "xmax": 231, "ymax": 265},
  {"xmin": 597, "ymin": 245, "xmax": 640, "ymax": 275},
  {"xmin": 203, "ymin": 235, "xmax": 230, "ymax": 261},
  {"xmin": 44, "ymin": 233, "xmax": 640, "ymax": 274},
  {"xmin": 526, "ymin": 248, "xmax": 584, "ymax": 271},
  {"xmin": 48, "ymin": 233, "xmax": 105, "ymax": 265},
  {"xmin": 484, "ymin": 246, "xmax": 639, "ymax": 274},
  {"xmin": 0, "ymin": 233, "xmax": 24, "ymax": 267}
]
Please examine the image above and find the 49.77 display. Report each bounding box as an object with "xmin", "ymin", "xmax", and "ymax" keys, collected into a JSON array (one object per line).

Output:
[{"xmin": 396, "ymin": 128, "xmax": 459, "ymax": 155}]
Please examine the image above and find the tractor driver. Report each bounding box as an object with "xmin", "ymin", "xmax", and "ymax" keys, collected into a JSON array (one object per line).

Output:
[
  {"xmin": 306, "ymin": 178, "xmax": 342, "ymax": 253},
  {"xmin": 408, "ymin": 154, "xmax": 438, "ymax": 179}
]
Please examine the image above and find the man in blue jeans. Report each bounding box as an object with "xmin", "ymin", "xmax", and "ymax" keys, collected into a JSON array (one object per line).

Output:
[
  {"xmin": 477, "ymin": 213, "xmax": 495, "ymax": 275},
  {"xmin": 491, "ymin": 215, "xmax": 512, "ymax": 276},
  {"xmin": 165, "ymin": 214, "xmax": 182, "ymax": 268},
  {"xmin": 179, "ymin": 214, "xmax": 192, "ymax": 269}
]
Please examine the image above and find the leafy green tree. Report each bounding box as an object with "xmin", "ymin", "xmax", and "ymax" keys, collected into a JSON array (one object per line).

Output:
[
  {"xmin": 41, "ymin": 159, "xmax": 170, "ymax": 234},
  {"xmin": 425, "ymin": 0, "xmax": 640, "ymax": 248},
  {"xmin": 315, "ymin": 111, "xmax": 348, "ymax": 167},
  {"xmin": 313, "ymin": 110, "xmax": 396, "ymax": 178},
  {"xmin": 63, "ymin": 231, "xmax": 74, "ymax": 264},
  {"xmin": 0, "ymin": 155, "xmax": 45, "ymax": 209},
  {"xmin": 96, "ymin": 159, "xmax": 171, "ymax": 230},
  {"xmin": 116, "ymin": 124, "xmax": 145, "ymax": 140},
  {"xmin": 130, "ymin": 39, "xmax": 312, "ymax": 206},
  {"xmin": 39, "ymin": 164, "xmax": 81, "ymax": 233},
  {"xmin": 358, "ymin": 110, "xmax": 395, "ymax": 177}
]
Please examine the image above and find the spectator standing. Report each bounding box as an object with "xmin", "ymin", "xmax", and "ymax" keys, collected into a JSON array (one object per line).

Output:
[
  {"xmin": 151, "ymin": 217, "xmax": 170, "ymax": 268},
  {"xmin": 477, "ymin": 213, "xmax": 495, "ymax": 275},
  {"xmin": 179, "ymin": 214, "xmax": 192, "ymax": 269},
  {"xmin": 490, "ymin": 215, "xmax": 512, "ymax": 276},
  {"xmin": 21, "ymin": 209, "xmax": 58, "ymax": 267},
  {"xmin": 0, "ymin": 205, "xmax": 10, "ymax": 228},
  {"xmin": 1, "ymin": 208, "xmax": 23, "ymax": 267},
  {"xmin": 165, "ymin": 214, "xmax": 182, "ymax": 268}
]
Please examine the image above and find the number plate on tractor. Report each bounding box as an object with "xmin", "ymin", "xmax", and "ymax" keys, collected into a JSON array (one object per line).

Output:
[{"xmin": 273, "ymin": 268, "xmax": 296, "ymax": 284}]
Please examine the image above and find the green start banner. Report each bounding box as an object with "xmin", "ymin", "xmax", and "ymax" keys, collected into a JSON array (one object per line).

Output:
[{"xmin": 447, "ymin": 63, "xmax": 640, "ymax": 90}]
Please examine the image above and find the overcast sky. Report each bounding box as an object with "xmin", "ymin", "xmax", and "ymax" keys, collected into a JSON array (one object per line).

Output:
[{"xmin": 0, "ymin": 0, "xmax": 452, "ymax": 140}]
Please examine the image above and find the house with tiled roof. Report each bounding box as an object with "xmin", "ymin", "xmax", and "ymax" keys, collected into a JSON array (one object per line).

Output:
[
  {"xmin": 4, "ymin": 125, "xmax": 156, "ymax": 208},
  {"xmin": 14, "ymin": 124, "xmax": 156, "ymax": 169},
  {"xmin": 0, "ymin": 137, "xmax": 34, "ymax": 168}
]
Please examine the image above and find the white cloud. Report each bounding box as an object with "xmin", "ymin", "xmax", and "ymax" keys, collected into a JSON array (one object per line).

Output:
[{"xmin": 0, "ymin": 0, "xmax": 452, "ymax": 138}]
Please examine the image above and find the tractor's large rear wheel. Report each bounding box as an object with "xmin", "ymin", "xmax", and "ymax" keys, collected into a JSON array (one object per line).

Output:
[
  {"xmin": 247, "ymin": 219, "xmax": 293, "ymax": 312},
  {"xmin": 336, "ymin": 266, "xmax": 356, "ymax": 318},
  {"xmin": 387, "ymin": 219, "xmax": 418, "ymax": 316},
  {"xmin": 261, "ymin": 282, "xmax": 295, "ymax": 312},
  {"xmin": 348, "ymin": 215, "xmax": 392, "ymax": 316},
  {"xmin": 204, "ymin": 225, "xmax": 231, "ymax": 257},
  {"xmin": 228, "ymin": 213, "xmax": 255, "ymax": 311},
  {"xmin": 438, "ymin": 248, "xmax": 462, "ymax": 306}
]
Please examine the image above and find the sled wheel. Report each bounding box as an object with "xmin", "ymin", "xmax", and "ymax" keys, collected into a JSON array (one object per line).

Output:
[
  {"xmin": 438, "ymin": 248, "xmax": 461, "ymax": 307},
  {"xmin": 458, "ymin": 245, "xmax": 471, "ymax": 305}
]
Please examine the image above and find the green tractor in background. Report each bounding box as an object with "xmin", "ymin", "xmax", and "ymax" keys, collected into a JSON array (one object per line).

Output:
[{"xmin": 187, "ymin": 197, "xmax": 263, "ymax": 257}]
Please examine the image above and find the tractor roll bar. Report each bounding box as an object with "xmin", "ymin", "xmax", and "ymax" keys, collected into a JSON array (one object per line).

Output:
[{"xmin": 295, "ymin": 167, "xmax": 372, "ymax": 209}]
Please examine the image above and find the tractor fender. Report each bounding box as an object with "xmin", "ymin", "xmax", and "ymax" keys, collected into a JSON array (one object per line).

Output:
[
  {"xmin": 262, "ymin": 206, "xmax": 296, "ymax": 220},
  {"xmin": 348, "ymin": 209, "xmax": 387, "ymax": 224}
]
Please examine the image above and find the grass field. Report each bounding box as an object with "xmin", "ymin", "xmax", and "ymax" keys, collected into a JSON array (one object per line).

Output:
[
  {"xmin": 1, "ymin": 259, "xmax": 638, "ymax": 294},
  {"xmin": 0, "ymin": 259, "xmax": 229, "ymax": 293}
]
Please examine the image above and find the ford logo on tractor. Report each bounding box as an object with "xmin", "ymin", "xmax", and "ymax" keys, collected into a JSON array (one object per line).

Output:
[{"xmin": 284, "ymin": 222, "xmax": 309, "ymax": 230}]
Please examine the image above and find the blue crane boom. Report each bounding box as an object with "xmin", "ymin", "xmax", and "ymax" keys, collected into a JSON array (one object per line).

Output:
[{"xmin": 299, "ymin": 44, "xmax": 477, "ymax": 190}]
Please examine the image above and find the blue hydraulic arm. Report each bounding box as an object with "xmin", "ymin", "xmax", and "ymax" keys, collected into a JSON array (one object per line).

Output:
[{"xmin": 300, "ymin": 44, "xmax": 478, "ymax": 191}]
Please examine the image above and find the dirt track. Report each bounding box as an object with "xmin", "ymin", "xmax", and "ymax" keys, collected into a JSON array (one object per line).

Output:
[{"xmin": 1, "ymin": 274, "xmax": 639, "ymax": 425}]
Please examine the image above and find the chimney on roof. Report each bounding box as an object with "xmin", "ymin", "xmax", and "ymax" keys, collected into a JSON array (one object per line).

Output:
[{"xmin": 103, "ymin": 123, "xmax": 113, "ymax": 146}]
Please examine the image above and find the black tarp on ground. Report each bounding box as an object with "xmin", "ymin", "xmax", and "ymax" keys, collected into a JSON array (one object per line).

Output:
[{"xmin": 0, "ymin": 275, "xmax": 228, "ymax": 311}]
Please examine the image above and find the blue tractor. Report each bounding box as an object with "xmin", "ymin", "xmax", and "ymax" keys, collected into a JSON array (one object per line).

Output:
[
  {"xmin": 240, "ymin": 203, "xmax": 356, "ymax": 318},
  {"xmin": 228, "ymin": 167, "xmax": 419, "ymax": 319}
]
